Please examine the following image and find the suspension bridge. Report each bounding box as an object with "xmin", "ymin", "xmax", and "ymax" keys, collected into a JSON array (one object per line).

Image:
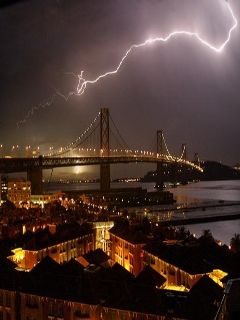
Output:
[{"xmin": 0, "ymin": 108, "xmax": 202, "ymax": 194}]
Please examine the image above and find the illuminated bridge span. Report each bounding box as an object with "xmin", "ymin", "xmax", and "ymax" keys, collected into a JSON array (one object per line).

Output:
[
  {"xmin": 0, "ymin": 155, "xmax": 202, "ymax": 173},
  {"xmin": 0, "ymin": 108, "xmax": 202, "ymax": 193}
]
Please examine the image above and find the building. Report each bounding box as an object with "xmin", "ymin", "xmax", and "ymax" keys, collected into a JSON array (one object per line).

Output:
[
  {"xmin": 143, "ymin": 241, "xmax": 228, "ymax": 291},
  {"xmin": 0, "ymin": 256, "xmax": 191, "ymax": 320},
  {"xmin": 79, "ymin": 187, "xmax": 174, "ymax": 207},
  {"xmin": 109, "ymin": 224, "xmax": 228, "ymax": 291},
  {"xmin": 8, "ymin": 223, "xmax": 93, "ymax": 270},
  {"xmin": 91, "ymin": 221, "xmax": 114, "ymax": 254},
  {"xmin": 19, "ymin": 292, "xmax": 174, "ymax": 320},
  {"xmin": 215, "ymin": 278, "xmax": 240, "ymax": 319},
  {"xmin": 0, "ymin": 176, "xmax": 8, "ymax": 202},
  {"xmin": 109, "ymin": 226, "xmax": 147, "ymax": 276},
  {"xmin": 7, "ymin": 179, "xmax": 31, "ymax": 206},
  {"xmin": 1, "ymin": 177, "xmax": 64, "ymax": 208},
  {"xmin": 0, "ymin": 289, "xmax": 16, "ymax": 320},
  {"xmin": 20, "ymin": 293, "xmax": 99, "ymax": 320},
  {"xmin": 31, "ymin": 192, "xmax": 64, "ymax": 208}
]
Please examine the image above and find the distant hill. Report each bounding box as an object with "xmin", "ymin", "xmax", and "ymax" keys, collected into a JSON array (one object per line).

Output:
[
  {"xmin": 142, "ymin": 161, "xmax": 240, "ymax": 183},
  {"xmin": 202, "ymin": 161, "xmax": 240, "ymax": 181}
]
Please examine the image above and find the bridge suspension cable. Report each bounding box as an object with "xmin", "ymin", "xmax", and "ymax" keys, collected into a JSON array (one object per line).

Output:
[
  {"xmin": 72, "ymin": 123, "xmax": 100, "ymax": 150},
  {"xmin": 177, "ymin": 144, "xmax": 186, "ymax": 162},
  {"xmin": 41, "ymin": 107, "xmax": 202, "ymax": 172},
  {"xmin": 48, "ymin": 112, "xmax": 100, "ymax": 156},
  {"xmin": 161, "ymin": 132, "xmax": 173, "ymax": 158},
  {"xmin": 109, "ymin": 114, "xmax": 129, "ymax": 151}
]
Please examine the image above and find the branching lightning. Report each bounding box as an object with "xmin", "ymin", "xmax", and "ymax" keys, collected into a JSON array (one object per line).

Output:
[{"xmin": 17, "ymin": 1, "xmax": 238, "ymax": 126}]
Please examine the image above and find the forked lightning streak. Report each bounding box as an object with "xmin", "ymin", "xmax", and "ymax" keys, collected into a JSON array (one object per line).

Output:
[{"xmin": 17, "ymin": 1, "xmax": 238, "ymax": 127}]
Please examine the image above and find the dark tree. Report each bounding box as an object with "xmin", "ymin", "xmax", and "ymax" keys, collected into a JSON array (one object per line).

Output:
[
  {"xmin": 141, "ymin": 217, "xmax": 151, "ymax": 234},
  {"xmin": 230, "ymin": 234, "xmax": 240, "ymax": 253},
  {"xmin": 199, "ymin": 229, "xmax": 215, "ymax": 244}
]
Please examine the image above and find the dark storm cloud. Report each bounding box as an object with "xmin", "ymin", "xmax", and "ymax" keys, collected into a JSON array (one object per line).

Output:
[
  {"xmin": 0, "ymin": 0, "xmax": 240, "ymax": 169},
  {"xmin": 0, "ymin": 0, "xmax": 30, "ymax": 8}
]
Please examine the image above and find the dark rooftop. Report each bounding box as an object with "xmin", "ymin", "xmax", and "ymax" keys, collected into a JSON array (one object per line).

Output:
[
  {"xmin": 144, "ymin": 240, "xmax": 231, "ymax": 275},
  {"xmin": 136, "ymin": 265, "xmax": 166, "ymax": 288},
  {"xmin": 144, "ymin": 242, "xmax": 212, "ymax": 274},
  {"xmin": 83, "ymin": 248, "xmax": 110, "ymax": 266},
  {"xmin": 109, "ymin": 225, "xmax": 147, "ymax": 244},
  {"xmin": 0, "ymin": 255, "xmax": 199, "ymax": 318},
  {"xmin": 31, "ymin": 255, "xmax": 62, "ymax": 275},
  {"xmin": 225, "ymin": 279, "xmax": 240, "ymax": 319},
  {"xmin": 22, "ymin": 222, "xmax": 92, "ymax": 250},
  {"xmin": 187, "ymin": 275, "xmax": 223, "ymax": 320}
]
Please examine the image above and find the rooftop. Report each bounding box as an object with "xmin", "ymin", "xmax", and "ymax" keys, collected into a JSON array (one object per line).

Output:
[{"xmin": 144, "ymin": 240, "xmax": 230, "ymax": 275}]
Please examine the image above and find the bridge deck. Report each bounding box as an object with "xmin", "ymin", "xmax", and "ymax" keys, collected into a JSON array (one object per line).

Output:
[{"xmin": 0, "ymin": 156, "xmax": 203, "ymax": 173}]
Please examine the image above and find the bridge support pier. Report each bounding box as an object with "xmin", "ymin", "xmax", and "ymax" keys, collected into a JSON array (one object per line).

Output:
[
  {"xmin": 27, "ymin": 156, "xmax": 43, "ymax": 195},
  {"xmin": 156, "ymin": 163, "xmax": 164, "ymax": 190},
  {"xmin": 100, "ymin": 108, "xmax": 110, "ymax": 192},
  {"xmin": 155, "ymin": 130, "xmax": 164, "ymax": 190},
  {"xmin": 100, "ymin": 163, "xmax": 110, "ymax": 192}
]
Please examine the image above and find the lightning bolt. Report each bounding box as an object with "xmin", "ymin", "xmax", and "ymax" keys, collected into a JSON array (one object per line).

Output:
[
  {"xmin": 18, "ymin": 1, "xmax": 238, "ymax": 126},
  {"xmin": 76, "ymin": 2, "xmax": 237, "ymax": 96}
]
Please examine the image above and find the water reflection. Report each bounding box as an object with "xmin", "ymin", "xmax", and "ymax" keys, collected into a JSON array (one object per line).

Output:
[{"xmin": 169, "ymin": 180, "xmax": 240, "ymax": 245}]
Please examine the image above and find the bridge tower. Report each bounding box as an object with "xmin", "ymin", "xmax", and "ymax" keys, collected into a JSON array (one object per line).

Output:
[
  {"xmin": 100, "ymin": 108, "xmax": 110, "ymax": 191},
  {"xmin": 194, "ymin": 152, "xmax": 200, "ymax": 165},
  {"xmin": 156, "ymin": 130, "xmax": 164, "ymax": 172},
  {"xmin": 181, "ymin": 144, "xmax": 187, "ymax": 161}
]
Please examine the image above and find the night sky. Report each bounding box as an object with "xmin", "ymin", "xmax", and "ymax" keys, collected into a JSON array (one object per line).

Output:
[{"xmin": 0, "ymin": 0, "xmax": 240, "ymax": 178}]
